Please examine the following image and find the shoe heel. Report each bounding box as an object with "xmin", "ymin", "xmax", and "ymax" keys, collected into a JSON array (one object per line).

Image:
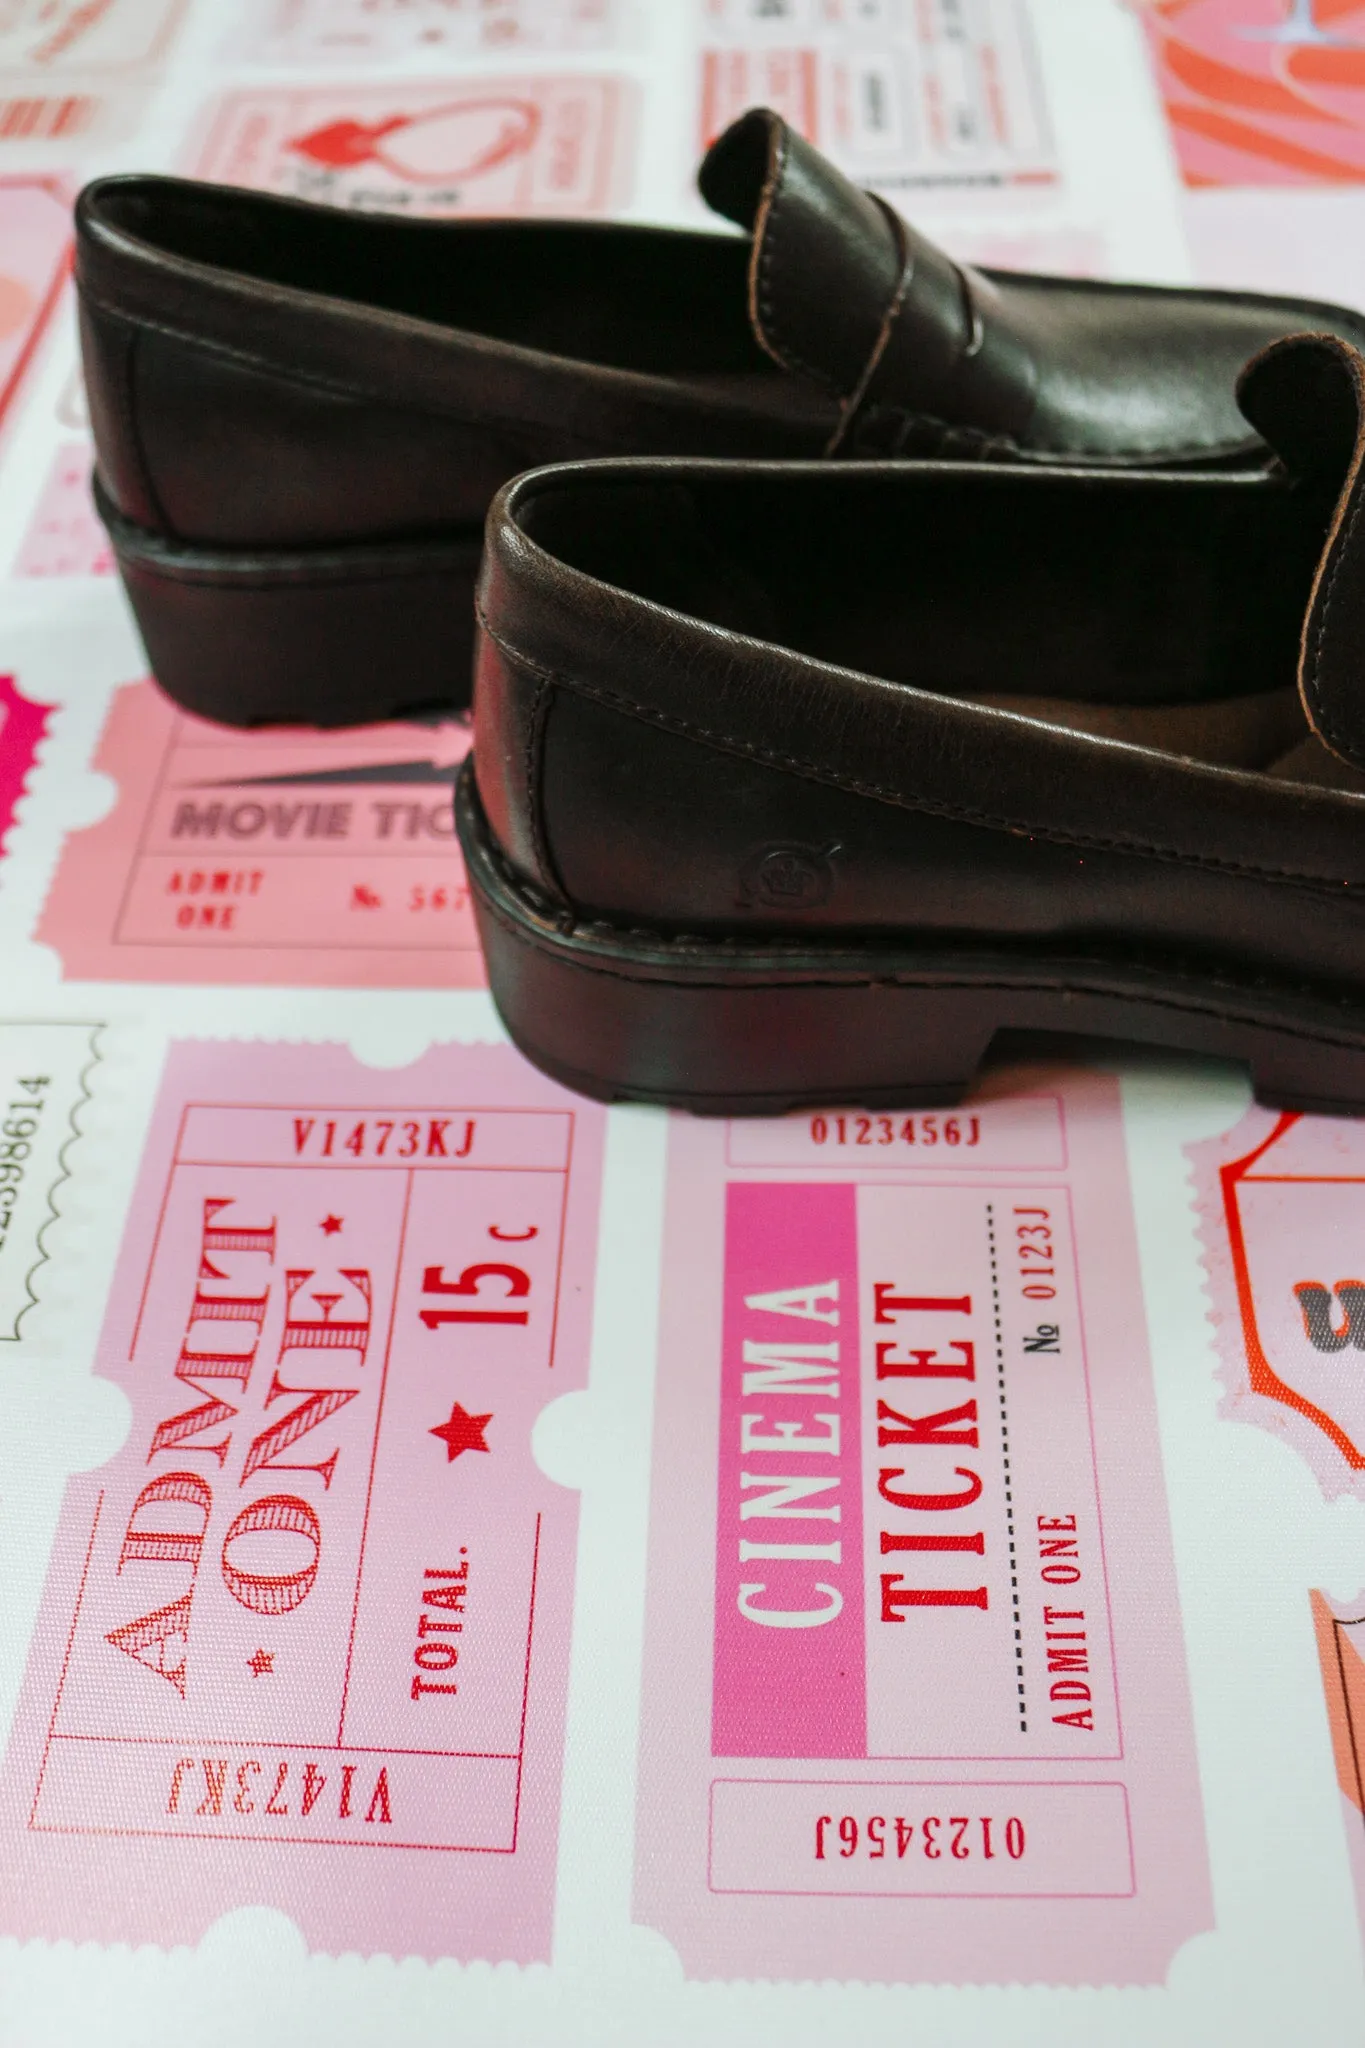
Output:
[
  {"xmin": 458, "ymin": 765, "xmax": 993, "ymax": 1111},
  {"xmin": 100, "ymin": 485, "xmax": 483, "ymax": 728}
]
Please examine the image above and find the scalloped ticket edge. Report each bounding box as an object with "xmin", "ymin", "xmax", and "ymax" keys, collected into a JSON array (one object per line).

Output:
[
  {"xmin": 0, "ymin": 1037, "xmax": 605, "ymax": 1959},
  {"xmin": 635, "ymin": 1069, "xmax": 1211, "ymax": 1985},
  {"xmin": 0, "ymin": 1020, "xmax": 102, "ymax": 1344},
  {"xmin": 1186, "ymin": 1105, "xmax": 1365, "ymax": 1501}
]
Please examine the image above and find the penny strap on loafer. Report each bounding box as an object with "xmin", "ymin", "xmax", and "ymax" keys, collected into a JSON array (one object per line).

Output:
[
  {"xmin": 1240, "ymin": 333, "xmax": 1365, "ymax": 776},
  {"xmin": 699, "ymin": 105, "xmax": 1037, "ymax": 451}
]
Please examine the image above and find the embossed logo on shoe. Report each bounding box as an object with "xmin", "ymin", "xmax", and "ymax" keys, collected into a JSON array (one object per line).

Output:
[{"xmin": 738, "ymin": 843, "xmax": 839, "ymax": 911}]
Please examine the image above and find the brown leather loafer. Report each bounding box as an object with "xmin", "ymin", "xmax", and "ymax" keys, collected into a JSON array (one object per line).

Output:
[
  {"xmin": 78, "ymin": 107, "xmax": 1365, "ymax": 728},
  {"xmin": 459, "ymin": 333, "xmax": 1365, "ymax": 1115}
]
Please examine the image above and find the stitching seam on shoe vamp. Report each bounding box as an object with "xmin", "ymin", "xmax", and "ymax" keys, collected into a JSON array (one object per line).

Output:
[
  {"xmin": 80, "ymin": 285, "xmax": 1255, "ymax": 465},
  {"xmin": 79, "ymin": 285, "xmax": 614, "ymax": 446},
  {"xmin": 477, "ymin": 867, "xmax": 1365, "ymax": 1048},
  {"xmin": 116, "ymin": 554, "xmax": 478, "ymax": 589},
  {"xmin": 477, "ymin": 611, "xmax": 1361, "ymax": 893}
]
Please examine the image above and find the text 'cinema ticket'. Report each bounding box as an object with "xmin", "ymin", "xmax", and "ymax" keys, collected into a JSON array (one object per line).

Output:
[
  {"xmin": 0, "ymin": 1040, "xmax": 604, "ymax": 1959},
  {"xmin": 636, "ymin": 1073, "xmax": 1210, "ymax": 1985}
]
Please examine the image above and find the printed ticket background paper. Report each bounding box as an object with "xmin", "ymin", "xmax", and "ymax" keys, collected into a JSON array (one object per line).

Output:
[
  {"xmin": 0, "ymin": 1020, "xmax": 100, "ymax": 1341},
  {"xmin": 1188, "ymin": 1106, "xmax": 1365, "ymax": 1497},
  {"xmin": 636, "ymin": 1072, "xmax": 1210, "ymax": 1984},
  {"xmin": 0, "ymin": 1039, "xmax": 605, "ymax": 1957},
  {"xmin": 40, "ymin": 684, "xmax": 483, "ymax": 989}
]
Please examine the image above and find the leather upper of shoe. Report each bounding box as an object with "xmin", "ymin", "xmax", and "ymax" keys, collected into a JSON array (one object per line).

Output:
[
  {"xmin": 471, "ymin": 333, "xmax": 1365, "ymax": 1000},
  {"xmin": 74, "ymin": 167, "xmax": 836, "ymax": 549},
  {"xmin": 698, "ymin": 108, "xmax": 1365, "ymax": 466},
  {"xmin": 75, "ymin": 109, "xmax": 1365, "ymax": 553}
]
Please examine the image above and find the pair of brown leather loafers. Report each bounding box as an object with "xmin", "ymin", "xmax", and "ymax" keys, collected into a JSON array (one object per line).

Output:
[{"xmin": 78, "ymin": 111, "xmax": 1365, "ymax": 1113}]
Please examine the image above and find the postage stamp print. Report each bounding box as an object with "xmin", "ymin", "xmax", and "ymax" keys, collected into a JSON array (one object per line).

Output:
[{"xmin": 0, "ymin": 1021, "xmax": 101, "ymax": 1344}]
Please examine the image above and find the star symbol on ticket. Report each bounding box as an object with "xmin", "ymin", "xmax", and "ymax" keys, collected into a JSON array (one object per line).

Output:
[
  {"xmin": 320, "ymin": 1214, "xmax": 343, "ymax": 1235},
  {"xmin": 247, "ymin": 1648, "xmax": 274, "ymax": 1677},
  {"xmin": 430, "ymin": 1402, "xmax": 493, "ymax": 1462}
]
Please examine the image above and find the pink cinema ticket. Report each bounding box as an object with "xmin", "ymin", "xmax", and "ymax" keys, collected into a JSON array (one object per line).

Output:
[
  {"xmin": 636, "ymin": 1072, "xmax": 1210, "ymax": 1984},
  {"xmin": 39, "ymin": 682, "xmax": 483, "ymax": 989},
  {"xmin": 1189, "ymin": 1106, "xmax": 1365, "ymax": 1499},
  {"xmin": 0, "ymin": 180, "xmax": 70, "ymax": 439},
  {"xmin": 0, "ymin": 1039, "xmax": 604, "ymax": 1958},
  {"xmin": 190, "ymin": 73, "xmax": 634, "ymax": 217}
]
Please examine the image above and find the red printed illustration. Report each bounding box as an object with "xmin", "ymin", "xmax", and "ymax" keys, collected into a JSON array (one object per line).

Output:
[
  {"xmin": 1138, "ymin": 0, "xmax": 1365, "ymax": 185},
  {"xmin": 39, "ymin": 683, "xmax": 483, "ymax": 989},
  {"xmin": 191, "ymin": 75, "xmax": 634, "ymax": 216},
  {"xmin": 1189, "ymin": 1107, "xmax": 1365, "ymax": 1497},
  {"xmin": 0, "ymin": 1039, "xmax": 605, "ymax": 1957}
]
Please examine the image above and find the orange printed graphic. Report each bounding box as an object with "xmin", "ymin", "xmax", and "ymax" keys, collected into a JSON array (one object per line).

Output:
[{"xmin": 1140, "ymin": 0, "xmax": 1365, "ymax": 185}]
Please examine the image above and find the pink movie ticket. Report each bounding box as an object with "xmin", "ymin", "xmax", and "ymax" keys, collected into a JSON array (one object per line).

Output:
[
  {"xmin": 1139, "ymin": 0, "xmax": 1365, "ymax": 189},
  {"xmin": 636, "ymin": 1069, "xmax": 1210, "ymax": 1984},
  {"xmin": 39, "ymin": 682, "xmax": 484, "ymax": 989},
  {"xmin": 13, "ymin": 442, "xmax": 114, "ymax": 578},
  {"xmin": 241, "ymin": 0, "xmax": 617, "ymax": 64},
  {"xmin": 0, "ymin": 1038, "xmax": 604, "ymax": 1957},
  {"xmin": 0, "ymin": 180, "xmax": 70, "ymax": 440},
  {"xmin": 0, "ymin": 674, "xmax": 51, "ymax": 858},
  {"xmin": 1188, "ymin": 1106, "xmax": 1365, "ymax": 1499},
  {"xmin": 190, "ymin": 73, "xmax": 634, "ymax": 218}
]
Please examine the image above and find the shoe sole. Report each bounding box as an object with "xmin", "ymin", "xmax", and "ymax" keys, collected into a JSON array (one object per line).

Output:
[
  {"xmin": 458, "ymin": 761, "xmax": 1365, "ymax": 1116},
  {"xmin": 98, "ymin": 482, "xmax": 482, "ymax": 728}
]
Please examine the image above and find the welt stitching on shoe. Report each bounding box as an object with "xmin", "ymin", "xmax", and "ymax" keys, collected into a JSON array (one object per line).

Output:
[
  {"xmin": 477, "ymin": 865, "xmax": 1365, "ymax": 1053},
  {"xmin": 119, "ymin": 556, "xmax": 474, "ymax": 590},
  {"xmin": 477, "ymin": 612, "xmax": 1363, "ymax": 892}
]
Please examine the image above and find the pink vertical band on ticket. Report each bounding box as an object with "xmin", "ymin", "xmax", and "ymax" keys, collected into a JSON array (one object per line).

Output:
[{"xmin": 712, "ymin": 1182, "xmax": 865, "ymax": 1760}]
